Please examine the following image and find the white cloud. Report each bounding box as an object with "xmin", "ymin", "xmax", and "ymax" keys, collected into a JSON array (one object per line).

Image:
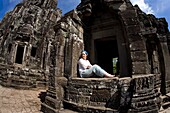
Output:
[{"xmin": 130, "ymin": 0, "xmax": 154, "ymax": 14}]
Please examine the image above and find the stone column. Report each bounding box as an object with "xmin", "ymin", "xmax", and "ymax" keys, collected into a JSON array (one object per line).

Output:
[
  {"xmin": 167, "ymin": 33, "xmax": 170, "ymax": 53},
  {"xmin": 41, "ymin": 27, "xmax": 67, "ymax": 113},
  {"xmin": 64, "ymin": 11, "xmax": 84, "ymax": 78},
  {"xmin": 119, "ymin": 8, "xmax": 150, "ymax": 75},
  {"xmin": 158, "ymin": 35, "xmax": 170, "ymax": 94},
  {"xmin": 64, "ymin": 32, "xmax": 84, "ymax": 78}
]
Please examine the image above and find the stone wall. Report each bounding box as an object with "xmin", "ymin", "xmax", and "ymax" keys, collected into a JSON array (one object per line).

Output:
[
  {"xmin": 64, "ymin": 77, "xmax": 131, "ymax": 113},
  {"xmin": 63, "ymin": 74, "xmax": 161, "ymax": 113},
  {"xmin": 0, "ymin": 64, "xmax": 46, "ymax": 89}
]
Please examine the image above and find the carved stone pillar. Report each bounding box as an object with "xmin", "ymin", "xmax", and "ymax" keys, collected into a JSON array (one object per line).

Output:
[
  {"xmin": 64, "ymin": 10, "xmax": 84, "ymax": 78},
  {"xmin": 41, "ymin": 27, "xmax": 67, "ymax": 113},
  {"xmin": 120, "ymin": 9, "xmax": 150, "ymax": 75},
  {"xmin": 158, "ymin": 35, "xmax": 170, "ymax": 94}
]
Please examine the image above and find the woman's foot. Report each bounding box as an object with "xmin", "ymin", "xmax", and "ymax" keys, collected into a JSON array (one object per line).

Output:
[{"xmin": 104, "ymin": 74, "xmax": 115, "ymax": 78}]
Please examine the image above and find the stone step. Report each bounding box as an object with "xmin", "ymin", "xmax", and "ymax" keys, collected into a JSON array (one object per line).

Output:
[
  {"xmin": 162, "ymin": 102, "xmax": 170, "ymax": 109},
  {"xmin": 41, "ymin": 102, "xmax": 59, "ymax": 113},
  {"xmin": 0, "ymin": 72, "xmax": 47, "ymax": 89},
  {"xmin": 10, "ymin": 77, "xmax": 36, "ymax": 83},
  {"xmin": 59, "ymin": 109, "xmax": 78, "ymax": 113},
  {"xmin": 36, "ymin": 81, "xmax": 47, "ymax": 88},
  {"xmin": 129, "ymin": 107, "xmax": 159, "ymax": 113},
  {"xmin": 0, "ymin": 81, "xmax": 34, "ymax": 89},
  {"xmin": 10, "ymin": 83, "xmax": 33, "ymax": 89},
  {"xmin": 63, "ymin": 100, "xmax": 119, "ymax": 113},
  {"xmin": 6, "ymin": 78, "xmax": 37, "ymax": 89},
  {"xmin": 131, "ymin": 92, "xmax": 160, "ymax": 103},
  {"xmin": 161, "ymin": 93, "xmax": 170, "ymax": 109},
  {"xmin": 2, "ymin": 80, "xmax": 47, "ymax": 89}
]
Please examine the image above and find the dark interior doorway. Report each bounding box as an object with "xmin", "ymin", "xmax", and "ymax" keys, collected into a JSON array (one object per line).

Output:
[
  {"xmin": 146, "ymin": 39, "xmax": 160, "ymax": 74},
  {"xmin": 15, "ymin": 45, "xmax": 24, "ymax": 64},
  {"xmin": 95, "ymin": 39, "xmax": 119, "ymax": 75},
  {"xmin": 8, "ymin": 44, "xmax": 12, "ymax": 53},
  {"xmin": 31, "ymin": 47, "xmax": 37, "ymax": 57}
]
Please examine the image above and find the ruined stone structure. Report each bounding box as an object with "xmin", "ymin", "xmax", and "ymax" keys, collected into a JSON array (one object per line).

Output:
[
  {"xmin": 0, "ymin": 0, "xmax": 61, "ymax": 88},
  {"xmin": 0, "ymin": 0, "xmax": 170, "ymax": 113}
]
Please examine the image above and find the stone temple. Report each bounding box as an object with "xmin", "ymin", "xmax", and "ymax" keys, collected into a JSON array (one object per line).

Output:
[{"xmin": 0, "ymin": 0, "xmax": 170, "ymax": 113}]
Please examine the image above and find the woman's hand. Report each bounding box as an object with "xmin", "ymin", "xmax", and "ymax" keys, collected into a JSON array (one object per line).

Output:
[{"xmin": 87, "ymin": 66, "xmax": 92, "ymax": 69}]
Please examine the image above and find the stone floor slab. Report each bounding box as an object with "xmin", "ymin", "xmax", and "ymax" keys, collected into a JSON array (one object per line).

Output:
[{"xmin": 0, "ymin": 85, "xmax": 44, "ymax": 113}]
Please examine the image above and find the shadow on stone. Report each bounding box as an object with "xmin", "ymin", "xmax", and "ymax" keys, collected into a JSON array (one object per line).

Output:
[
  {"xmin": 105, "ymin": 90, "xmax": 120, "ymax": 110},
  {"xmin": 38, "ymin": 91, "xmax": 47, "ymax": 103},
  {"xmin": 105, "ymin": 79, "xmax": 134, "ymax": 113},
  {"xmin": 119, "ymin": 80, "xmax": 134, "ymax": 113}
]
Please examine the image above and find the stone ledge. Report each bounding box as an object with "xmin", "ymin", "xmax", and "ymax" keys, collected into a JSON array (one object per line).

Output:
[
  {"xmin": 41, "ymin": 102, "xmax": 59, "ymax": 113},
  {"xmin": 63, "ymin": 100, "xmax": 118, "ymax": 113},
  {"xmin": 0, "ymin": 63, "xmax": 47, "ymax": 89},
  {"xmin": 71, "ymin": 77, "xmax": 119, "ymax": 81},
  {"xmin": 161, "ymin": 92, "xmax": 170, "ymax": 109}
]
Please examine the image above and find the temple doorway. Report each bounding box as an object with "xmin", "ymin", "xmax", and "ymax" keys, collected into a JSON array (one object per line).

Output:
[
  {"xmin": 95, "ymin": 39, "xmax": 119, "ymax": 75},
  {"xmin": 15, "ymin": 45, "xmax": 24, "ymax": 64}
]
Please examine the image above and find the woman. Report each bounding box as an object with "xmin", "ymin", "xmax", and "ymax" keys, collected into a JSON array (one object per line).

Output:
[{"xmin": 78, "ymin": 50, "xmax": 115, "ymax": 78}]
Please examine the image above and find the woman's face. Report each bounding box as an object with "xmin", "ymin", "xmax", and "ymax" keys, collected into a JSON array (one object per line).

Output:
[{"xmin": 81, "ymin": 53, "xmax": 87, "ymax": 60}]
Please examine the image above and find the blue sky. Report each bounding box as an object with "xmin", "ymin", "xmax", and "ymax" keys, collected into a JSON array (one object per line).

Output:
[{"xmin": 0, "ymin": 0, "xmax": 170, "ymax": 30}]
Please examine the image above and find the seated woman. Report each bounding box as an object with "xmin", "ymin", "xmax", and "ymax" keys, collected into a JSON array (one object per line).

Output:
[{"xmin": 78, "ymin": 50, "xmax": 115, "ymax": 78}]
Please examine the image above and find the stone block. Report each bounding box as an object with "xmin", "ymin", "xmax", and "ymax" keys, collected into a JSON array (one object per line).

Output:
[
  {"xmin": 131, "ymin": 51, "xmax": 147, "ymax": 62},
  {"xmin": 78, "ymin": 95, "xmax": 90, "ymax": 105},
  {"xmin": 56, "ymin": 77, "xmax": 67, "ymax": 87},
  {"xmin": 126, "ymin": 25, "xmax": 141, "ymax": 35},
  {"xmin": 128, "ymin": 34, "xmax": 143, "ymax": 42},
  {"xmin": 122, "ymin": 18, "xmax": 139, "ymax": 26},
  {"xmin": 132, "ymin": 75, "xmax": 155, "ymax": 94},
  {"xmin": 132, "ymin": 62, "xmax": 149, "ymax": 74},
  {"xmin": 90, "ymin": 89, "xmax": 111, "ymax": 102},
  {"xmin": 120, "ymin": 9, "xmax": 137, "ymax": 19},
  {"xmin": 130, "ymin": 40, "xmax": 146, "ymax": 51}
]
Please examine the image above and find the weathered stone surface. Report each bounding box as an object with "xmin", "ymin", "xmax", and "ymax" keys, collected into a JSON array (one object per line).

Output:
[
  {"xmin": 65, "ymin": 78, "xmax": 120, "ymax": 112},
  {"xmin": 132, "ymin": 62, "xmax": 150, "ymax": 74},
  {"xmin": 129, "ymin": 74, "xmax": 161, "ymax": 113},
  {"xmin": 0, "ymin": 0, "xmax": 170, "ymax": 113},
  {"xmin": 130, "ymin": 41, "xmax": 146, "ymax": 51},
  {"xmin": 167, "ymin": 33, "xmax": 170, "ymax": 52},
  {"xmin": 131, "ymin": 51, "xmax": 148, "ymax": 62}
]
